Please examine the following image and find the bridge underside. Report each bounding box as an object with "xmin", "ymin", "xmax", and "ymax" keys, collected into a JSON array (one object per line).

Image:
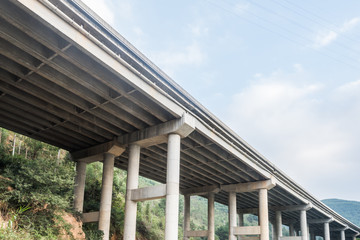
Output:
[{"xmin": 0, "ymin": 1, "xmax": 358, "ymax": 240}]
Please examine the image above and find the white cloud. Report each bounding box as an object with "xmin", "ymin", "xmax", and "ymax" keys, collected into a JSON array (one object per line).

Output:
[
  {"xmin": 337, "ymin": 79, "xmax": 360, "ymax": 92},
  {"xmin": 340, "ymin": 17, "xmax": 360, "ymax": 32},
  {"xmin": 152, "ymin": 41, "xmax": 206, "ymax": 76},
  {"xmin": 313, "ymin": 17, "xmax": 360, "ymax": 48},
  {"xmin": 188, "ymin": 22, "xmax": 209, "ymax": 37},
  {"xmin": 313, "ymin": 31, "xmax": 338, "ymax": 48},
  {"xmin": 224, "ymin": 67, "xmax": 360, "ymax": 199},
  {"xmin": 81, "ymin": 0, "xmax": 115, "ymax": 25},
  {"xmin": 234, "ymin": 2, "xmax": 250, "ymax": 15}
]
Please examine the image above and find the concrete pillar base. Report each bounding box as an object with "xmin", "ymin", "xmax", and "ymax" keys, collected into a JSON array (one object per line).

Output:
[
  {"xmin": 98, "ymin": 153, "xmax": 115, "ymax": 240},
  {"xmin": 74, "ymin": 161, "xmax": 87, "ymax": 213}
]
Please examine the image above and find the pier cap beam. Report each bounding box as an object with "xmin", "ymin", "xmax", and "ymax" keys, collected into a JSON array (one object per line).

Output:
[
  {"xmin": 308, "ymin": 218, "xmax": 334, "ymax": 224},
  {"xmin": 181, "ymin": 184, "xmax": 220, "ymax": 196},
  {"xmin": 117, "ymin": 113, "xmax": 195, "ymax": 147},
  {"xmin": 221, "ymin": 177, "xmax": 276, "ymax": 193},
  {"xmin": 71, "ymin": 140, "xmax": 125, "ymax": 163},
  {"xmin": 272, "ymin": 203, "xmax": 313, "ymax": 212}
]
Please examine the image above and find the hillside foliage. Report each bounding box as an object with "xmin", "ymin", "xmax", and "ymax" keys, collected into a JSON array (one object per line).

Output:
[
  {"xmin": 322, "ymin": 199, "xmax": 360, "ymax": 226},
  {"xmin": 0, "ymin": 128, "xmax": 264, "ymax": 239}
]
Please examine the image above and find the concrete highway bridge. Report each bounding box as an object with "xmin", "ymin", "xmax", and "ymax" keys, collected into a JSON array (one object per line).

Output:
[{"xmin": 0, "ymin": 0, "xmax": 359, "ymax": 240}]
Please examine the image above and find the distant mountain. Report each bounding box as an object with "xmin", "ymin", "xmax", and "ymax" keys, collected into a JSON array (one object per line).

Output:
[{"xmin": 322, "ymin": 199, "xmax": 360, "ymax": 226}]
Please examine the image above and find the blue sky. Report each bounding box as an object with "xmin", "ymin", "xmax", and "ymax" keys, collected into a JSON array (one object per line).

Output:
[{"xmin": 82, "ymin": 0, "xmax": 360, "ymax": 201}]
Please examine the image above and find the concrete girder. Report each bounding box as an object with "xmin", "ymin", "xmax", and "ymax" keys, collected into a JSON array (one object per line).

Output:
[
  {"xmin": 14, "ymin": 0, "xmax": 185, "ymax": 120},
  {"xmin": 308, "ymin": 218, "xmax": 334, "ymax": 224},
  {"xmin": 272, "ymin": 203, "xmax": 312, "ymax": 212},
  {"xmin": 71, "ymin": 140, "xmax": 125, "ymax": 163},
  {"xmin": 221, "ymin": 178, "xmax": 277, "ymax": 193},
  {"xmin": 181, "ymin": 184, "xmax": 220, "ymax": 196},
  {"xmin": 117, "ymin": 113, "xmax": 195, "ymax": 147}
]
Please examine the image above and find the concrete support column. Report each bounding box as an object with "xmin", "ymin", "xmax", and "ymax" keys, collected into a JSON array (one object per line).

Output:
[
  {"xmin": 238, "ymin": 213, "xmax": 244, "ymax": 227},
  {"xmin": 208, "ymin": 192, "xmax": 215, "ymax": 240},
  {"xmin": 341, "ymin": 230, "xmax": 345, "ymax": 240},
  {"xmin": 310, "ymin": 232, "xmax": 316, "ymax": 240},
  {"xmin": 98, "ymin": 153, "xmax": 115, "ymax": 240},
  {"xmin": 289, "ymin": 223, "xmax": 295, "ymax": 237},
  {"xmin": 123, "ymin": 144, "xmax": 141, "ymax": 240},
  {"xmin": 74, "ymin": 161, "xmax": 87, "ymax": 212},
  {"xmin": 324, "ymin": 222, "xmax": 330, "ymax": 240},
  {"xmin": 275, "ymin": 211, "xmax": 282, "ymax": 240},
  {"xmin": 259, "ymin": 188, "xmax": 270, "ymax": 240},
  {"xmin": 229, "ymin": 192, "xmax": 237, "ymax": 240},
  {"xmin": 300, "ymin": 210, "xmax": 308, "ymax": 240},
  {"xmin": 165, "ymin": 133, "xmax": 181, "ymax": 240},
  {"xmin": 183, "ymin": 194, "xmax": 191, "ymax": 240}
]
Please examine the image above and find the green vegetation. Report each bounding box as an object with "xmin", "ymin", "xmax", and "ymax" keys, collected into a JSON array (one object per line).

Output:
[
  {"xmin": 0, "ymin": 129, "xmax": 77, "ymax": 239},
  {"xmin": 0, "ymin": 128, "xmax": 262, "ymax": 239},
  {"xmin": 322, "ymin": 199, "xmax": 360, "ymax": 226}
]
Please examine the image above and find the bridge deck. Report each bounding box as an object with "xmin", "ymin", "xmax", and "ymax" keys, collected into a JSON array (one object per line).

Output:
[{"xmin": 0, "ymin": 0, "xmax": 358, "ymax": 238}]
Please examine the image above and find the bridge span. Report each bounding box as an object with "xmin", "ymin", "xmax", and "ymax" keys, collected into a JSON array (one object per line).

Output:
[{"xmin": 0, "ymin": 0, "xmax": 359, "ymax": 240}]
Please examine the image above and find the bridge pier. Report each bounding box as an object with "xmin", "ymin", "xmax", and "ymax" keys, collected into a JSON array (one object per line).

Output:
[
  {"xmin": 98, "ymin": 153, "xmax": 115, "ymax": 240},
  {"xmin": 229, "ymin": 192, "xmax": 237, "ymax": 240},
  {"xmin": 181, "ymin": 185, "xmax": 219, "ymax": 239},
  {"xmin": 208, "ymin": 192, "xmax": 215, "ymax": 240},
  {"xmin": 123, "ymin": 144, "xmax": 140, "ymax": 239},
  {"xmin": 71, "ymin": 141, "xmax": 125, "ymax": 240},
  {"xmin": 300, "ymin": 210, "xmax": 308, "ymax": 240},
  {"xmin": 119, "ymin": 114, "xmax": 195, "ymax": 240},
  {"xmin": 222, "ymin": 178, "xmax": 276, "ymax": 240},
  {"xmin": 274, "ymin": 210, "xmax": 282, "ymax": 240},
  {"xmin": 324, "ymin": 222, "xmax": 330, "ymax": 240},
  {"xmin": 74, "ymin": 160, "xmax": 87, "ymax": 213},
  {"xmin": 289, "ymin": 223, "xmax": 295, "ymax": 236},
  {"xmin": 165, "ymin": 133, "xmax": 181, "ymax": 240}
]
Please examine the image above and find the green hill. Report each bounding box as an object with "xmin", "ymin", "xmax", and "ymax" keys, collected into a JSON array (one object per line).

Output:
[{"xmin": 322, "ymin": 199, "xmax": 360, "ymax": 226}]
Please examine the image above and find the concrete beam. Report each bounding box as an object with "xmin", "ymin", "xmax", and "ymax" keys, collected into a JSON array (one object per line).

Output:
[
  {"xmin": 71, "ymin": 140, "xmax": 125, "ymax": 163},
  {"xmin": 238, "ymin": 208, "xmax": 259, "ymax": 215},
  {"xmin": 185, "ymin": 230, "xmax": 209, "ymax": 237},
  {"xmin": 82, "ymin": 211, "xmax": 99, "ymax": 223},
  {"xmin": 131, "ymin": 184, "xmax": 166, "ymax": 202},
  {"xmin": 74, "ymin": 161, "xmax": 87, "ymax": 212},
  {"xmin": 308, "ymin": 218, "xmax": 334, "ymax": 224},
  {"xmin": 233, "ymin": 226, "xmax": 261, "ymax": 235},
  {"xmin": 280, "ymin": 237, "xmax": 302, "ymax": 240},
  {"xmin": 331, "ymin": 227, "xmax": 349, "ymax": 232},
  {"xmin": 208, "ymin": 192, "xmax": 215, "ymax": 240},
  {"xmin": 240, "ymin": 237, "xmax": 261, "ymax": 240},
  {"xmin": 221, "ymin": 178, "xmax": 276, "ymax": 193},
  {"xmin": 180, "ymin": 184, "xmax": 220, "ymax": 196},
  {"xmin": 272, "ymin": 203, "xmax": 312, "ymax": 212},
  {"xmin": 238, "ymin": 203, "xmax": 312, "ymax": 215},
  {"xmin": 117, "ymin": 113, "xmax": 195, "ymax": 147}
]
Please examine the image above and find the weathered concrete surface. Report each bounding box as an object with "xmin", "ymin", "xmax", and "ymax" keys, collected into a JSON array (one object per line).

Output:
[
  {"xmin": 222, "ymin": 178, "xmax": 276, "ymax": 193},
  {"xmin": 165, "ymin": 133, "xmax": 181, "ymax": 240},
  {"xmin": 117, "ymin": 113, "xmax": 195, "ymax": 147},
  {"xmin": 131, "ymin": 184, "xmax": 166, "ymax": 202},
  {"xmin": 259, "ymin": 189, "xmax": 270, "ymax": 240},
  {"xmin": 98, "ymin": 153, "xmax": 115, "ymax": 240},
  {"xmin": 123, "ymin": 144, "xmax": 140, "ymax": 240},
  {"xmin": 71, "ymin": 141, "xmax": 125, "ymax": 163},
  {"xmin": 74, "ymin": 161, "xmax": 87, "ymax": 213}
]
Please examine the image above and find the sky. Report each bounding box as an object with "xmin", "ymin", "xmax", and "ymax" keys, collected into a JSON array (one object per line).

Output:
[{"xmin": 81, "ymin": 0, "xmax": 360, "ymax": 201}]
